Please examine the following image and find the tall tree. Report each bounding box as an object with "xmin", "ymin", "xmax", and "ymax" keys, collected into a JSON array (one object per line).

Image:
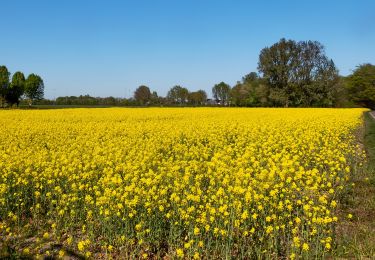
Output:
[
  {"xmin": 346, "ymin": 63, "xmax": 375, "ymax": 109},
  {"xmin": 258, "ymin": 38, "xmax": 338, "ymax": 107},
  {"xmin": 134, "ymin": 85, "xmax": 151, "ymax": 105},
  {"xmin": 25, "ymin": 74, "xmax": 44, "ymax": 106},
  {"xmin": 6, "ymin": 71, "xmax": 25, "ymax": 107},
  {"xmin": 188, "ymin": 90, "xmax": 207, "ymax": 105},
  {"xmin": 231, "ymin": 72, "xmax": 266, "ymax": 107},
  {"xmin": 296, "ymin": 41, "xmax": 339, "ymax": 106},
  {"xmin": 258, "ymin": 39, "xmax": 298, "ymax": 107},
  {"xmin": 167, "ymin": 85, "xmax": 189, "ymax": 104},
  {"xmin": 212, "ymin": 82, "xmax": 231, "ymax": 106},
  {"xmin": 242, "ymin": 72, "xmax": 259, "ymax": 84},
  {"xmin": 0, "ymin": 65, "xmax": 10, "ymax": 107},
  {"xmin": 231, "ymin": 82, "xmax": 250, "ymax": 106},
  {"xmin": 150, "ymin": 91, "xmax": 159, "ymax": 105}
]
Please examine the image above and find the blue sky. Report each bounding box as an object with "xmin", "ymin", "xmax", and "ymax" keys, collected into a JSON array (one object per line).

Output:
[{"xmin": 1, "ymin": 0, "xmax": 374, "ymax": 99}]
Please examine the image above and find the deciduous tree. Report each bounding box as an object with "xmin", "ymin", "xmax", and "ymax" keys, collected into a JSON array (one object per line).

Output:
[
  {"xmin": 25, "ymin": 74, "xmax": 44, "ymax": 106},
  {"xmin": 134, "ymin": 85, "xmax": 151, "ymax": 105},
  {"xmin": 346, "ymin": 63, "xmax": 375, "ymax": 109},
  {"xmin": 0, "ymin": 65, "xmax": 10, "ymax": 107},
  {"xmin": 258, "ymin": 38, "xmax": 338, "ymax": 107},
  {"xmin": 212, "ymin": 82, "xmax": 231, "ymax": 106},
  {"xmin": 6, "ymin": 71, "xmax": 25, "ymax": 107},
  {"xmin": 167, "ymin": 85, "xmax": 189, "ymax": 104},
  {"xmin": 188, "ymin": 90, "xmax": 207, "ymax": 105}
]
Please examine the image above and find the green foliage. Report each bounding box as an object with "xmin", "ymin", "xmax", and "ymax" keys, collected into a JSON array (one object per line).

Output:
[
  {"xmin": 242, "ymin": 72, "xmax": 259, "ymax": 84},
  {"xmin": 6, "ymin": 72, "xmax": 25, "ymax": 107},
  {"xmin": 258, "ymin": 38, "xmax": 339, "ymax": 107},
  {"xmin": 167, "ymin": 85, "xmax": 189, "ymax": 104},
  {"xmin": 346, "ymin": 64, "xmax": 375, "ymax": 109},
  {"xmin": 0, "ymin": 65, "xmax": 10, "ymax": 107},
  {"xmin": 231, "ymin": 82, "xmax": 250, "ymax": 106},
  {"xmin": 212, "ymin": 82, "xmax": 231, "ymax": 106},
  {"xmin": 231, "ymin": 73, "xmax": 270, "ymax": 107},
  {"xmin": 134, "ymin": 85, "xmax": 151, "ymax": 105},
  {"xmin": 25, "ymin": 74, "xmax": 44, "ymax": 106},
  {"xmin": 188, "ymin": 90, "xmax": 207, "ymax": 105}
]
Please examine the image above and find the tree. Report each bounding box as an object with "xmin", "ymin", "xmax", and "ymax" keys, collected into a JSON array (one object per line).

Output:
[
  {"xmin": 25, "ymin": 74, "xmax": 44, "ymax": 106},
  {"xmin": 0, "ymin": 65, "xmax": 10, "ymax": 107},
  {"xmin": 150, "ymin": 91, "xmax": 160, "ymax": 105},
  {"xmin": 258, "ymin": 38, "xmax": 338, "ymax": 107},
  {"xmin": 167, "ymin": 85, "xmax": 189, "ymax": 104},
  {"xmin": 231, "ymin": 82, "xmax": 250, "ymax": 106},
  {"xmin": 6, "ymin": 71, "xmax": 25, "ymax": 107},
  {"xmin": 134, "ymin": 85, "xmax": 151, "ymax": 105},
  {"xmin": 332, "ymin": 76, "xmax": 351, "ymax": 108},
  {"xmin": 212, "ymin": 82, "xmax": 231, "ymax": 106},
  {"xmin": 242, "ymin": 72, "xmax": 259, "ymax": 84},
  {"xmin": 346, "ymin": 63, "xmax": 375, "ymax": 109},
  {"xmin": 258, "ymin": 39, "xmax": 298, "ymax": 107},
  {"xmin": 188, "ymin": 90, "xmax": 207, "ymax": 105},
  {"xmin": 231, "ymin": 72, "xmax": 267, "ymax": 107}
]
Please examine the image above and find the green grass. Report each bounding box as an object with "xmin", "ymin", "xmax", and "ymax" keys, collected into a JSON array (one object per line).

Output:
[
  {"xmin": 365, "ymin": 112, "xmax": 375, "ymax": 167},
  {"xmin": 333, "ymin": 111, "xmax": 375, "ymax": 259}
]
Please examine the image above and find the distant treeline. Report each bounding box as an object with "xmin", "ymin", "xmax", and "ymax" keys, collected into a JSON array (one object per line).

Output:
[{"xmin": 6, "ymin": 38, "xmax": 375, "ymax": 109}]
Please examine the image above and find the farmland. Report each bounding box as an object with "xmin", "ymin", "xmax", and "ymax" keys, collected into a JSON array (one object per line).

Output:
[{"xmin": 0, "ymin": 108, "xmax": 368, "ymax": 258}]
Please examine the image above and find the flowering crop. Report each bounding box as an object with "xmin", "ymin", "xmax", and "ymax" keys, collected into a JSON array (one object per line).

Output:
[{"xmin": 0, "ymin": 108, "xmax": 367, "ymax": 258}]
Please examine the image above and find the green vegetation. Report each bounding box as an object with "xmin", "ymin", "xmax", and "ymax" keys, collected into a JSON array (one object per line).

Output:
[
  {"xmin": 24, "ymin": 74, "xmax": 44, "ymax": 107},
  {"xmin": 346, "ymin": 64, "xmax": 375, "ymax": 109},
  {"xmin": 258, "ymin": 39, "xmax": 338, "ymax": 107},
  {"xmin": 0, "ymin": 66, "xmax": 44, "ymax": 108},
  {"xmin": 212, "ymin": 82, "xmax": 231, "ymax": 106},
  {"xmin": 166, "ymin": 85, "xmax": 189, "ymax": 105},
  {"xmin": 333, "ymin": 112, "xmax": 375, "ymax": 258}
]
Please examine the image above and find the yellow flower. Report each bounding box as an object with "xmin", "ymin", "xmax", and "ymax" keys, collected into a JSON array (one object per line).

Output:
[
  {"xmin": 302, "ymin": 243, "xmax": 309, "ymax": 251},
  {"xmin": 176, "ymin": 248, "xmax": 184, "ymax": 258},
  {"xmin": 58, "ymin": 250, "xmax": 65, "ymax": 257},
  {"xmin": 67, "ymin": 236, "xmax": 73, "ymax": 245},
  {"xmin": 266, "ymin": 226, "xmax": 273, "ymax": 234},
  {"xmin": 78, "ymin": 241, "xmax": 85, "ymax": 251},
  {"xmin": 293, "ymin": 236, "xmax": 300, "ymax": 247},
  {"xmin": 0, "ymin": 108, "xmax": 366, "ymax": 258}
]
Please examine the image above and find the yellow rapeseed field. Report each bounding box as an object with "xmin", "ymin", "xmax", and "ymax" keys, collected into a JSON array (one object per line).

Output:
[{"xmin": 0, "ymin": 108, "xmax": 367, "ymax": 258}]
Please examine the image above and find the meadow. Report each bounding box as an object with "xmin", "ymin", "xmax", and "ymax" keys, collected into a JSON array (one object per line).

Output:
[{"xmin": 0, "ymin": 108, "xmax": 367, "ymax": 258}]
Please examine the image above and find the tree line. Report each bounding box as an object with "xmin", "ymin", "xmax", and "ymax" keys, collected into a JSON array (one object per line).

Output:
[
  {"xmin": 0, "ymin": 66, "xmax": 44, "ymax": 107},
  {"xmin": 129, "ymin": 39, "xmax": 375, "ymax": 109},
  {"xmin": 3, "ymin": 38, "xmax": 374, "ymax": 109}
]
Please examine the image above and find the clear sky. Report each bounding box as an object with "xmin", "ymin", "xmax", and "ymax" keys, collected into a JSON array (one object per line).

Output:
[{"xmin": 1, "ymin": 0, "xmax": 374, "ymax": 99}]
